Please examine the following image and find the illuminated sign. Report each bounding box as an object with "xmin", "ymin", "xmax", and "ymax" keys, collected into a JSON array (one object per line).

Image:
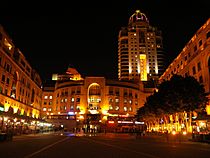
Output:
[
  {"xmin": 117, "ymin": 121, "xmax": 133, "ymax": 124},
  {"xmin": 108, "ymin": 121, "xmax": 115, "ymax": 124},
  {"xmin": 135, "ymin": 121, "xmax": 144, "ymax": 125},
  {"xmin": 119, "ymin": 114, "xmax": 129, "ymax": 117},
  {"xmin": 68, "ymin": 112, "xmax": 75, "ymax": 115}
]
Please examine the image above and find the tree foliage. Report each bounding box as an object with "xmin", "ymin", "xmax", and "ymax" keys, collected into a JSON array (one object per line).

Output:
[{"xmin": 137, "ymin": 75, "xmax": 208, "ymax": 119}]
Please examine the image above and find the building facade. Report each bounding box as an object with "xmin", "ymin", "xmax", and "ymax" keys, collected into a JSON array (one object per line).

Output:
[
  {"xmin": 118, "ymin": 10, "xmax": 165, "ymax": 82},
  {"xmin": 0, "ymin": 25, "xmax": 45, "ymax": 134},
  {"xmin": 159, "ymin": 18, "xmax": 210, "ymax": 115},
  {"xmin": 42, "ymin": 72, "xmax": 153, "ymax": 131}
]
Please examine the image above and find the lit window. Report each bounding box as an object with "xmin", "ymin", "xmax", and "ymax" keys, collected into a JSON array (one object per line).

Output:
[
  {"xmin": 115, "ymin": 106, "xmax": 119, "ymax": 111},
  {"xmin": 109, "ymin": 105, "xmax": 113, "ymax": 110},
  {"xmin": 43, "ymin": 108, "xmax": 47, "ymax": 111},
  {"xmin": 71, "ymin": 97, "xmax": 74, "ymax": 102},
  {"xmin": 44, "ymin": 96, "xmax": 48, "ymax": 99},
  {"xmin": 115, "ymin": 98, "xmax": 119, "ymax": 103},
  {"xmin": 48, "ymin": 108, "xmax": 52, "ymax": 111},
  {"xmin": 124, "ymin": 107, "xmax": 127, "ymax": 111},
  {"xmin": 49, "ymin": 96, "xmax": 52, "ymax": 99},
  {"xmin": 70, "ymin": 105, "xmax": 74, "ymax": 110}
]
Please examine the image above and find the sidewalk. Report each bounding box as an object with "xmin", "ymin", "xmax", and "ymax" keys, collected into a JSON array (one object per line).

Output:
[{"xmin": 13, "ymin": 131, "xmax": 56, "ymax": 140}]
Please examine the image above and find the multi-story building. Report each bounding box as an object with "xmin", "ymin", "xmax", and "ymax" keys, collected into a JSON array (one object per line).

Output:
[
  {"xmin": 159, "ymin": 18, "xmax": 210, "ymax": 115},
  {"xmin": 42, "ymin": 68, "xmax": 153, "ymax": 132},
  {"xmin": 0, "ymin": 25, "xmax": 44, "ymax": 133},
  {"xmin": 118, "ymin": 10, "xmax": 165, "ymax": 82}
]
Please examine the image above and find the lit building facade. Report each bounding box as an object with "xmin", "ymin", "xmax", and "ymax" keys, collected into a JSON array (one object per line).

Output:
[
  {"xmin": 42, "ymin": 71, "xmax": 153, "ymax": 131},
  {"xmin": 0, "ymin": 25, "xmax": 43, "ymax": 119},
  {"xmin": 159, "ymin": 18, "xmax": 210, "ymax": 115},
  {"xmin": 118, "ymin": 10, "xmax": 165, "ymax": 82}
]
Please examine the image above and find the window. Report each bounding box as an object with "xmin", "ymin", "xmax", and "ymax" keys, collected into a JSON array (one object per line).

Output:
[
  {"xmin": 43, "ymin": 108, "xmax": 47, "ymax": 111},
  {"xmin": 194, "ymin": 45, "xmax": 197, "ymax": 52},
  {"xmin": 192, "ymin": 66, "xmax": 196, "ymax": 75},
  {"xmin": 44, "ymin": 96, "xmax": 48, "ymax": 99},
  {"xmin": 109, "ymin": 98, "xmax": 113, "ymax": 103},
  {"xmin": 123, "ymin": 89, "xmax": 127, "ymax": 96},
  {"xmin": 109, "ymin": 105, "xmax": 113, "ymax": 110},
  {"xmin": 70, "ymin": 105, "xmax": 74, "ymax": 110},
  {"xmin": 76, "ymin": 105, "xmax": 80, "ymax": 110},
  {"xmin": 115, "ymin": 98, "xmax": 119, "ymax": 103},
  {"xmin": 49, "ymin": 96, "xmax": 52, "ymax": 99},
  {"xmin": 197, "ymin": 62, "xmax": 201, "ymax": 71},
  {"xmin": 199, "ymin": 40, "xmax": 202, "ymax": 47},
  {"xmin": 49, "ymin": 101, "xmax": 52, "ymax": 105},
  {"xmin": 115, "ymin": 88, "xmax": 120, "ymax": 96},
  {"xmin": 109, "ymin": 87, "xmax": 113, "ymax": 95},
  {"xmin": 185, "ymin": 72, "xmax": 189, "ymax": 77},
  {"xmin": 199, "ymin": 76, "xmax": 203, "ymax": 83},
  {"xmin": 124, "ymin": 107, "xmax": 127, "ymax": 111},
  {"xmin": 76, "ymin": 98, "xmax": 80, "ymax": 102},
  {"xmin": 115, "ymin": 106, "xmax": 119, "ymax": 111},
  {"xmin": 0, "ymin": 86, "xmax": 2, "ymax": 93},
  {"xmin": 6, "ymin": 78, "xmax": 9, "ymax": 84},
  {"xmin": 1, "ymin": 74, "xmax": 5, "ymax": 82}
]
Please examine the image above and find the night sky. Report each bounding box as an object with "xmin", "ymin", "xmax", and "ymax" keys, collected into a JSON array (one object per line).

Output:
[{"xmin": 0, "ymin": 1, "xmax": 209, "ymax": 81}]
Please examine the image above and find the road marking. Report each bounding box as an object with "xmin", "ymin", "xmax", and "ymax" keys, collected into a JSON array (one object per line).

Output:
[
  {"xmin": 82, "ymin": 137, "xmax": 160, "ymax": 158},
  {"xmin": 23, "ymin": 137, "xmax": 69, "ymax": 158}
]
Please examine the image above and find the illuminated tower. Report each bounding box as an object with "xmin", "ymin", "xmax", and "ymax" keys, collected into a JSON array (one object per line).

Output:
[{"xmin": 118, "ymin": 10, "xmax": 165, "ymax": 81}]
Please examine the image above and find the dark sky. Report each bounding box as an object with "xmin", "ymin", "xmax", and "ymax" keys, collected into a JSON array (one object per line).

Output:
[{"xmin": 0, "ymin": 1, "xmax": 209, "ymax": 81}]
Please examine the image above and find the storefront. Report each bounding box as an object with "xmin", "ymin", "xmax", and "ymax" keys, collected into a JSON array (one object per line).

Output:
[{"xmin": 192, "ymin": 115, "xmax": 210, "ymax": 142}]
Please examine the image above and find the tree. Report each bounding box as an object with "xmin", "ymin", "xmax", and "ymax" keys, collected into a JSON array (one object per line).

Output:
[{"xmin": 136, "ymin": 75, "xmax": 208, "ymax": 131}]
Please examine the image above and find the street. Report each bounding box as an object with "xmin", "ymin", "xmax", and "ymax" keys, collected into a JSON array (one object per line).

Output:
[{"xmin": 0, "ymin": 132, "xmax": 210, "ymax": 158}]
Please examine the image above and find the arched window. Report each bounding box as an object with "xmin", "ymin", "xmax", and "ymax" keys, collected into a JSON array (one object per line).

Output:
[
  {"xmin": 87, "ymin": 83, "xmax": 101, "ymax": 111},
  {"xmin": 89, "ymin": 84, "xmax": 100, "ymax": 95}
]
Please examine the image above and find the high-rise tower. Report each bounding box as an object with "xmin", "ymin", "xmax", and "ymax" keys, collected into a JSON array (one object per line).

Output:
[{"xmin": 118, "ymin": 10, "xmax": 165, "ymax": 82}]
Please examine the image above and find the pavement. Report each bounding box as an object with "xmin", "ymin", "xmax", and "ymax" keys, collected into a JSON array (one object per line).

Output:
[{"xmin": 9, "ymin": 131, "xmax": 210, "ymax": 145}]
